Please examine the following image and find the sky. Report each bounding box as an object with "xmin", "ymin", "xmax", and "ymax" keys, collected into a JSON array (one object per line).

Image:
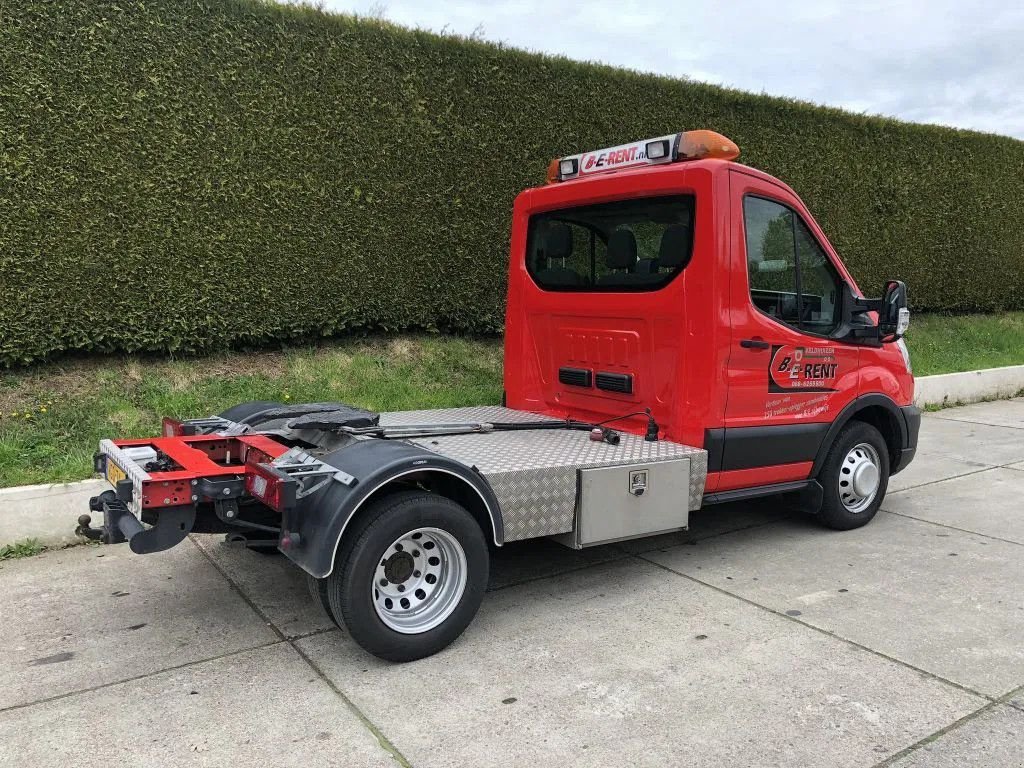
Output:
[{"xmin": 309, "ymin": 0, "xmax": 1024, "ymax": 140}]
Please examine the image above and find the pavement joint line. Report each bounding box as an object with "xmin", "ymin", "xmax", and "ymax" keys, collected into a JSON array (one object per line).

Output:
[
  {"xmin": 287, "ymin": 625, "xmax": 342, "ymax": 642},
  {"xmin": 616, "ymin": 514, "xmax": 794, "ymax": 557},
  {"xmin": 635, "ymin": 553, "xmax": 994, "ymax": 704},
  {"xmin": 188, "ymin": 538, "xmax": 411, "ymax": 768},
  {"xmin": 485, "ymin": 552, "xmax": 634, "ymax": 593},
  {"xmin": 0, "ymin": 639, "xmax": 284, "ymax": 716},
  {"xmin": 927, "ymin": 414, "xmax": 1024, "ymax": 430},
  {"xmin": 867, "ymin": 699, "xmax": 1001, "ymax": 768},
  {"xmin": 1001, "ymin": 683, "xmax": 1024, "ymax": 712},
  {"xmin": 485, "ymin": 515, "xmax": 791, "ymax": 594},
  {"xmin": 881, "ymin": 508, "xmax": 1024, "ymax": 548},
  {"xmin": 887, "ymin": 464, "xmax": 1004, "ymax": 495},
  {"xmin": 868, "ymin": 682, "xmax": 1024, "ymax": 767},
  {"xmin": 189, "ymin": 536, "xmax": 287, "ymax": 642},
  {"xmin": 290, "ymin": 641, "xmax": 412, "ymax": 768}
]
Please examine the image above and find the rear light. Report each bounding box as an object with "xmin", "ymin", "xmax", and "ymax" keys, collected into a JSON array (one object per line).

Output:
[
  {"xmin": 241, "ymin": 444, "xmax": 275, "ymax": 467},
  {"xmin": 162, "ymin": 417, "xmax": 184, "ymax": 437},
  {"xmin": 244, "ymin": 462, "xmax": 297, "ymax": 512}
]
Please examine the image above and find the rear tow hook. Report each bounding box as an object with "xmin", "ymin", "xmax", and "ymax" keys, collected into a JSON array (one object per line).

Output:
[
  {"xmin": 75, "ymin": 514, "xmax": 105, "ymax": 542},
  {"xmin": 77, "ymin": 490, "xmax": 196, "ymax": 554}
]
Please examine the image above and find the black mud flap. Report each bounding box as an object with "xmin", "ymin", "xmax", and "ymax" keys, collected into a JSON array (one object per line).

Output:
[{"xmin": 82, "ymin": 491, "xmax": 195, "ymax": 554}]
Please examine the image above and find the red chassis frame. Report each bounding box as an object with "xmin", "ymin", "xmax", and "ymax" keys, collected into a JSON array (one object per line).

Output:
[{"xmin": 108, "ymin": 433, "xmax": 290, "ymax": 510}]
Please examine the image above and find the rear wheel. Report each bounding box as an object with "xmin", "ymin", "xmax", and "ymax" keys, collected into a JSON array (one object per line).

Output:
[
  {"xmin": 816, "ymin": 421, "xmax": 889, "ymax": 530},
  {"xmin": 325, "ymin": 490, "xmax": 488, "ymax": 662},
  {"xmin": 307, "ymin": 574, "xmax": 340, "ymax": 627}
]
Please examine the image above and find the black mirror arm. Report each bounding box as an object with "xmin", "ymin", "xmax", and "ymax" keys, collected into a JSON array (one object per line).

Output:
[
  {"xmin": 832, "ymin": 280, "xmax": 907, "ymax": 344},
  {"xmin": 829, "ymin": 283, "xmax": 884, "ymax": 345},
  {"xmin": 848, "ymin": 293, "xmax": 885, "ymax": 314}
]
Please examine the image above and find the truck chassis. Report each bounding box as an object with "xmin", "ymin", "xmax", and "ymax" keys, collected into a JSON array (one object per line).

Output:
[{"xmin": 83, "ymin": 402, "xmax": 709, "ymax": 660}]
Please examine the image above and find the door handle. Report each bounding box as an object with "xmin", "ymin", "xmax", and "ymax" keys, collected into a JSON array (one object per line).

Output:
[{"xmin": 740, "ymin": 338, "xmax": 770, "ymax": 350}]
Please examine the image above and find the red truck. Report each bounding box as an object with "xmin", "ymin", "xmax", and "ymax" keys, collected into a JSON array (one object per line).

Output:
[{"xmin": 81, "ymin": 130, "xmax": 918, "ymax": 661}]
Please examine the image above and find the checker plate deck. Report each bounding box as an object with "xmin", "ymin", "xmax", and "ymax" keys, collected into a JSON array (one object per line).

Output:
[{"xmin": 379, "ymin": 406, "xmax": 707, "ymax": 540}]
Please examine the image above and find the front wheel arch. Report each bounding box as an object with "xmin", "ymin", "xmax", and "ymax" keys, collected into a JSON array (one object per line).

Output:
[
  {"xmin": 814, "ymin": 421, "xmax": 890, "ymax": 530},
  {"xmin": 811, "ymin": 395, "xmax": 907, "ymax": 479}
]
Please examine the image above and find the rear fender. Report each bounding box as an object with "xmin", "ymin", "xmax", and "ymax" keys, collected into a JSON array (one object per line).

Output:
[{"xmin": 280, "ymin": 440, "xmax": 502, "ymax": 578}]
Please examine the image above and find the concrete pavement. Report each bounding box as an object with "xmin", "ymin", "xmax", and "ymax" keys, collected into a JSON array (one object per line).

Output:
[{"xmin": 2, "ymin": 400, "xmax": 1024, "ymax": 767}]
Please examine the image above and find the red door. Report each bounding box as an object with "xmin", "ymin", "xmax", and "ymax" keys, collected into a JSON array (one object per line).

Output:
[{"xmin": 719, "ymin": 170, "xmax": 860, "ymax": 491}]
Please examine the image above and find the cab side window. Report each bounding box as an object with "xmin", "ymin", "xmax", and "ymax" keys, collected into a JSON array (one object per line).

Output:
[
  {"xmin": 743, "ymin": 196, "xmax": 841, "ymax": 335},
  {"xmin": 794, "ymin": 219, "xmax": 841, "ymax": 334}
]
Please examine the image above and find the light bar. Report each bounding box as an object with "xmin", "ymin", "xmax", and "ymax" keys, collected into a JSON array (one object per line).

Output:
[{"xmin": 547, "ymin": 129, "xmax": 740, "ymax": 183}]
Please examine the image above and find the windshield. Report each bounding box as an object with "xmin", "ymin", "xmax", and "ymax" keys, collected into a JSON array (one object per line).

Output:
[{"xmin": 526, "ymin": 195, "xmax": 695, "ymax": 292}]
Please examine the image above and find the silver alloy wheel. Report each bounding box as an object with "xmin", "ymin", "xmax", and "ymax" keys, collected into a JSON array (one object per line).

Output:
[
  {"xmin": 372, "ymin": 527, "xmax": 468, "ymax": 634},
  {"xmin": 838, "ymin": 442, "xmax": 881, "ymax": 513}
]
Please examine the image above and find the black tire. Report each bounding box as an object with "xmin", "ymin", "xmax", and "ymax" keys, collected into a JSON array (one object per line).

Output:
[
  {"xmin": 307, "ymin": 574, "xmax": 340, "ymax": 627},
  {"xmin": 325, "ymin": 490, "xmax": 489, "ymax": 662},
  {"xmin": 217, "ymin": 400, "xmax": 282, "ymax": 425},
  {"xmin": 816, "ymin": 421, "xmax": 890, "ymax": 530}
]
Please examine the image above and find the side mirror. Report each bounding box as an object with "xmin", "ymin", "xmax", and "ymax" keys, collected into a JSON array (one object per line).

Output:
[
  {"xmin": 878, "ymin": 280, "xmax": 910, "ymax": 342},
  {"xmin": 833, "ymin": 280, "xmax": 909, "ymax": 345}
]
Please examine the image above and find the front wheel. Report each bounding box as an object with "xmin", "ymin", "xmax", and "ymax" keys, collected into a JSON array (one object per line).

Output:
[
  {"xmin": 815, "ymin": 421, "xmax": 890, "ymax": 530},
  {"xmin": 325, "ymin": 490, "xmax": 489, "ymax": 662}
]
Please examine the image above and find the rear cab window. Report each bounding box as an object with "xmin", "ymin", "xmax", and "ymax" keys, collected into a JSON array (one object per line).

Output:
[{"xmin": 526, "ymin": 195, "xmax": 695, "ymax": 291}]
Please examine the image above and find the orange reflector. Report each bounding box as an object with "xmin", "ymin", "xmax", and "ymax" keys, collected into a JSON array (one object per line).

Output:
[{"xmin": 677, "ymin": 130, "xmax": 740, "ymax": 161}]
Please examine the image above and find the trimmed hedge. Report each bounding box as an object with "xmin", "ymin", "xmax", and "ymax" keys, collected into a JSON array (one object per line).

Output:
[{"xmin": 2, "ymin": 1, "xmax": 1024, "ymax": 364}]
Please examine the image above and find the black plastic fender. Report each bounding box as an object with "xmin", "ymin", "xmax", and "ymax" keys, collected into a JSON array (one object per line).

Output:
[
  {"xmin": 809, "ymin": 394, "xmax": 913, "ymax": 477},
  {"xmin": 279, "ymin": 439, "xmax": 503, "ymax": 578}
]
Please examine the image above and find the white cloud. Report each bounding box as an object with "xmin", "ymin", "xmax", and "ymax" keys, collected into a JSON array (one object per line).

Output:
[{"xmin": 308, "ymin": 0, "xmax": 1024, "ymax": 139}]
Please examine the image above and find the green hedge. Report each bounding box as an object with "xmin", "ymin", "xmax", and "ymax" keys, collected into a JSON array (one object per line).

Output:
[{"xmin": 2, "ymin": 1, "xmax": 1024, "ymax": 364}]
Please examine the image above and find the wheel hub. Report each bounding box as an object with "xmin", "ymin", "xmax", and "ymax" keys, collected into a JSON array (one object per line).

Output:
[
  {"xmin": 851, "ymin": 461, "xmax": 879, "ymax": 498},
  {"xmin": 383, "ymin": 551, "xmax": 415, "ymax": 584},
  {"xmin": 838, "ymin": 442, "xmax": 882, "ymax": 513},
  {"xmin": 372, "ymin": 527, "xmax": 468, "ymax": 635}
]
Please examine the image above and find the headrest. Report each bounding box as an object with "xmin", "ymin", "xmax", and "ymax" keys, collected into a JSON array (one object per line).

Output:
[
  {"xmin": 545, "ymin": 223, "xmax": 573, "ymax": 260},
  {"xmin": 658, "ymin": 224, "xmax": 693, "ymax": 270},
  {"xmin": 606, "ymin": 229, "xmax": 638, "ymax": 270}
]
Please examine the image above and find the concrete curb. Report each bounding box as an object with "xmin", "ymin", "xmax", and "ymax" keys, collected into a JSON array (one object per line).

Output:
[
  {"xmin": 0, "ymin": 479, "xmax": 105, "ymax": 549},
  {"xmin": 2, "ymin": 366, "xmax": 1023, "ymax": 548},
  {"xmin": 913, "ymin": 364, "xmax": 1024, "ymax": 409}
]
